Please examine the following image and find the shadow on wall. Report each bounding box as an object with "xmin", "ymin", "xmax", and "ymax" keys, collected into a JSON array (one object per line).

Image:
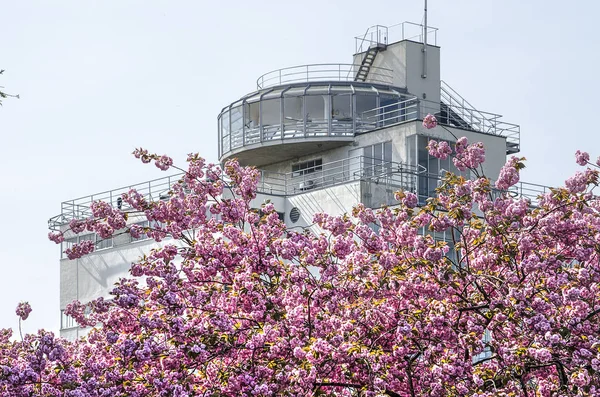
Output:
[
  {"xmin": 287, "ymin": 182, "xmax": 361, "ymax": 235},
  {"xmin": 77, "ymin": 243, "xmax": 157, "ymax": 299}
]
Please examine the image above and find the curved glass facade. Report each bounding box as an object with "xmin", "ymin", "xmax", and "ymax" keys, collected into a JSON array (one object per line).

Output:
[{"xmin": 218, "ymin": 82, "xmax": 414, "ymax": 160}]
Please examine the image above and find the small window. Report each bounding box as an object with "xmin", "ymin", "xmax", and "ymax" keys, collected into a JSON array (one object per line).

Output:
[
  {"xmin": 60, "ymin": 310, "xmax": 76, "ymax": 330},
  {"xmin": 95, "ymin": 236, "xmax": 113, "ymax": 250},
  {"xmin": 292, "ymin": 159, "xmax": 322, "ymax": 177}
]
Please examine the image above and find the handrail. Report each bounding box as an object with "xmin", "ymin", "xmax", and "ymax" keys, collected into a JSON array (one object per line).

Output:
[
  {"xmin": 354, "ymin": 21, "xmax": 439, "ymax": 54},
  {"xmin": 257, "ymin": 155, "xmax": 424, "ymax": 196},
  {"xmin": 219, "ymin": 92, "xmax": 521, "ymax": 159},
  {"xmin": 355, "ymin": 25, "xmax": 388, "ymax": 54},
  {"xmin": 256, "ymin": 63, "xmax": 394, "ymax": 90}
]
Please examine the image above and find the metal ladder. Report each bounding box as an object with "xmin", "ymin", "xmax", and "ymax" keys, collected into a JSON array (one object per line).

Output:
[{"xmin": 354, "ymin": 46, "xmax": 382, "ymax": 82}]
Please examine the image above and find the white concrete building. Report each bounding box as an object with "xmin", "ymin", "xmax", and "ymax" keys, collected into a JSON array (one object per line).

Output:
[{"xmin": 49, "ymin": 23, "xmax": 549, "ymax": 340}]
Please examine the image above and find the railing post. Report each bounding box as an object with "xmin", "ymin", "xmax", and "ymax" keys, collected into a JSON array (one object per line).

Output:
[
  {"xmin": 259, "ymin": 100, "xmax": 263, "ymax": 143},
  {"xmin": 242, "ymin": 102, "xmax": 246, "ymax": 147}
]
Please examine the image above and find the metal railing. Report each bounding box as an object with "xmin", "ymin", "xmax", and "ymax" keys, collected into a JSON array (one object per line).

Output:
[
  {"xmin": 355, "ymin": 22, "xmax": 439, "ymax": 54},
  {"xmin": 48, "ymin": 173, "xmax": 185, "ymax": 230},
  {"xmin": 49, "ymin": 156, "xmax": 553, "ymax": 230},
  {"xmin": 438, "ymin": 81, "xmax": 520, "ymax": 152},
  {"xmin": 257, "ymin": 156, "xmax": 424, "ymax": 196},
  {"xmin": 220, "ymin": 94, "xmax": 521, "ymax": 159},
  {"xmin": 256, "ymin": 63, "xmax": 394, "ymax": 90},
  {"xmin": 355, "ymin": 25, "xmax": 389, "ymax": 54},
  {"xmin": 504, "ymin": 181, "xmax": 552, "ymax": 206}
]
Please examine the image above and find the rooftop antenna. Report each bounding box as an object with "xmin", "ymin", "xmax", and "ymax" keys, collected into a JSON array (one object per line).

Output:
[{"xmin": 422, "ymin": 0, "xmax": 428, "ymax": 79}]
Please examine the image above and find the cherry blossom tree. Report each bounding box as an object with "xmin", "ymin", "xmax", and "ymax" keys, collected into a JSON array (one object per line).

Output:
[{"xmin": 3, "ymin": 117, "xmax": 600, "ymax": 396}]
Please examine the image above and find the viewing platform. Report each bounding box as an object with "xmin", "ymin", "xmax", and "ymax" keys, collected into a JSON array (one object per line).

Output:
[
  {"xmin": 49, "ymin": 155, "xmax": 551, "ymax": 231},
  {"xmin": 218, "ymin": 79, "xmax": 521, "ymax": 166}
]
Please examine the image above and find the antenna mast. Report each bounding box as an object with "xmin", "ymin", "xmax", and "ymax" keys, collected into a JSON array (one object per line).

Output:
[{"xmin": 422, "ymin": 0, "xmax": 428, "ymax": 79}]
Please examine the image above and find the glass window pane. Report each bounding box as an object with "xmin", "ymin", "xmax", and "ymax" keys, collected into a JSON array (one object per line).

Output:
[
  {"xmin": 230, "ymin": 106, "xmax": 243, "ymax": 149},
  {"xmin": 305, "ymin": 95, "xmax": 326, "ymax": 121},
  {"xmin": 261, "ymin": 99, "xmax": 281, "ymax": 126},
  {"xmin": 384, "ymin": 141, "xmax": 393, "ymax": 173},
  {"xmin": 380, "ymin": 95, "xmax": 399, "ymax": 126},
  {"xmin": 221, "ymin": 111, "xmax": 230, "ymax": 152},
  {"xmin": 244, "ymin": 101, "xmax": 261, "ymax": 145},
  {"xmin": 355, "ymin": 94, "xmax": 377, "ymax": 132},
  {"xmin": 332, "ymin": 94, "xmax": 352, "ymax": 120},
  {"xmin": 332, "ymin": 93, "xmax": 352, "ymax": 135},
  {"xmin": 373, "ymin": 143, "xmax": 383, "ymax": 174},
  {"xmin": 283, "ymin": 96, "xmax": 303, "ymax": 134},
  {"xmin": 305, "ymin": 95, "xmax": 328, "ymax": 136}
]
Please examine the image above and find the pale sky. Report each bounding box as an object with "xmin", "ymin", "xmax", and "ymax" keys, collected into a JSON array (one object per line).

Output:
[{"xmin": 1, "ymin": 0, "xmax": 598, "ymax": 334}]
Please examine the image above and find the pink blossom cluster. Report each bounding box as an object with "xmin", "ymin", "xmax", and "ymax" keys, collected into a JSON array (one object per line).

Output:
[
  {"xmin": 576, "ymin": 150, "xmax": 590, "ymax": 166},
  {"xmin": 11, "ymin": 145, "xmax": 600, "ymax": 396},
  {"xmin": 426, "ymin": 140, "xmax": 452, "ymax": 160},
  {"xmin": 496, "ymin": 156, "xmax": 522, "ymax": 190},
  {"xmin": 426, "ymin": 137, "xmax": 486, "ymax": 172},
  {"xmin": 453, "ymin": 139, "xmax": 486, "ymax": 171},
  {"xmin": 15, "ymin": 302, "xmax": 31, "ymax": 321},
  {"xmin": 422, "ymin": 113, "xmax": 437, "ymax": 129},
  {"xmin": 64, "ymin": 239, "xmax": 95, "ymax": 260}
]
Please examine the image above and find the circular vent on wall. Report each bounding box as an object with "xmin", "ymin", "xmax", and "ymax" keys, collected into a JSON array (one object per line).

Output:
[{"xmin": 289, "ymin": 207, "xmax": 301, "ymax": 223}]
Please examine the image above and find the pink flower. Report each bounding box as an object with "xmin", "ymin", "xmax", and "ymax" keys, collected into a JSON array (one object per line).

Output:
[
  {"xmin": 576, "ymin": 150, "xmax": 590, "ymax": 166},
  {"xmin": 133, "ymin": 148, "xmax": 151, "ymax": 163},
  {"xmin": 422, "ymin": 113, "xmax": 437, "ymax": 129},
  {"xmin": 453, "ymin": 141, "xmax": 485, "ymax": 171},
  {"xmin": 427, "ymin": 140, "xmax": 452, "ymax": 160},
  {"xmin": 155, "ymin": 155, "xmax": 173, "ymax": 171},
  {"xmin": 496, "ymin": 156, "xmax": 521, "ymax": 190},
  {"xmin": 48, "ymin": 231, "xmax": 64, "ymax": 244},
  {"xmin": 15, "ymin": 302, "xmax": 32, "ymax": 321},
  {"xmin": 401, "ymin": 192, "xmax": 418, "ymax": 208},
  {"xmin": 64, "ymin": 240, "xmax": 95, "ymax": 260}
]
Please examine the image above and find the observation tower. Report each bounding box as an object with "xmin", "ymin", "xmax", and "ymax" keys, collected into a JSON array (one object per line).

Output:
[{"xmin": 50, "ymin": 22, "xmax": 549, "ymax": 340}]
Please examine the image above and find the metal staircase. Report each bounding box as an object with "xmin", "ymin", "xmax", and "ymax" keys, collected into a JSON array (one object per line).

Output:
[
  {"xmin": 354, "ymin": 45, "xmax": 384, "ymax": 82},
  {"xmin": 439, "ymin": 80, "xmax": 520, "ymax": 154},
  {"xmin": 353, "ymin": 25, "xmax": 388, "ymax": 82}
]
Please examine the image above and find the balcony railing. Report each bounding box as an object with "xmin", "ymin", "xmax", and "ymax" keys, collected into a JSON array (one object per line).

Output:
[
  {"xmin": 256, "ymin": 63, "xmax": 394, "ymax": 90},
  {"xmin": 257, "ymin": 156, "xmax": 424, "ymax": 196},
  {"xmin": 354, "ymin": 21, "xmax": 439, "ymax": 54},
  {"xmin": 49, "ymin": 157, "xmax": 550, "ymax": 230},
  {"xmin": 220, "ymin": 93, "xmax": 521, "ymax": 160},
  {"xmin": 48, "ymin": 174, "xmax": 183, "ymax": 230}
]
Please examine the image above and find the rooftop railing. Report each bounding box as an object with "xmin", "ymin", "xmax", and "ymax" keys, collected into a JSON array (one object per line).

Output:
[
  {"xmin": 354, "ymin": 22, "xmax": 439, "ymax": 54},
  {"xmin": 257, "ymin": 156, "xmax": 424, "ymax": 196},
  {"xmin": 49, "ymin": 153, "xmax": 552, "ymax": 230},
  {"xmin": 48, "ymin": 174, "xmax": 184, "ymax": 230},
  {"xmin": 256, "ymin": 63, "xmax": 394, "ymax": 90}
]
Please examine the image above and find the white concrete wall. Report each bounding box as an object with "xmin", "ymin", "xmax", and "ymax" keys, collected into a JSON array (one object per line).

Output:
[
  {"xmin": 284, "ymin": 181, "xmax": 361, "ymax": 234},
  {"xmin": 418, "ymin": 124, "xmax": 507, "ymax": 180},
  {"xmin": 59, "ymin": 220, "xmax": 182, "ymax": 340},
  {"xmin": 353, "ymin": 40, "xmax": 441, "ymax": 103}
]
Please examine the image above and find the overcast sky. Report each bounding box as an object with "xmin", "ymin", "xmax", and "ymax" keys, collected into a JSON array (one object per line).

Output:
[{"xmin": 1, "ymin": 0, "xmax": 598, "ymax": 334}]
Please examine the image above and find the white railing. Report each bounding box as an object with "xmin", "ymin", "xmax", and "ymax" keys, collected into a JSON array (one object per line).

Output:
[
  {"xmin": 257, "ymin": 156, "xmax": 424, "ymax": 196},
  {"xmin": 220, "ymin": 94, "xmax": 521, "ymax": 159},
  {"xmin": 355, "ymin": 22, "xmax": 439, "ymax": 54},
  {"xmin": 48, "ymin": 173, "xmax": 185, "ymax": 230},
  {"xmin": 49, "ymin": 157, "xmax": 553, "ymax": 230},
  {"xmin": 256, "ymin": 64, "xmax": 394, "ymax": 90},
  {"xmin": 438, "ymin": 81, "xmax": 520, "ymax": 152}
]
